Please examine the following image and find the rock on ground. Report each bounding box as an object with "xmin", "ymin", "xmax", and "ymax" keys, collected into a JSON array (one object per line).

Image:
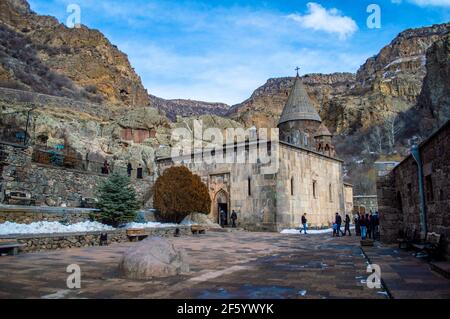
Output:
[
  {"xmin": 181, "ymin": 213, "xmax": 221, "ymax": 229},
  {"xmin": 119, "ymin": 237, "xmax": 189, "ymax": 279}
]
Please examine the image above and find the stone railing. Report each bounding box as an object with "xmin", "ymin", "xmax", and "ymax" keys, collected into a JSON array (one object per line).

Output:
[{"xmin": 0, "ymin": 226, "xmax": 192, "ymax": 253}]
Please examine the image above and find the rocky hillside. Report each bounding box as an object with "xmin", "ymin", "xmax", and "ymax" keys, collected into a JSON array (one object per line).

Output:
[
  {"xmin": 149, "ymin": 95, "xmax": 230, "ymax": 121},
  {"xmin": 229, "ymin": 23, "xmax": 449, "ymax": 194},
  {"xmin": 0, "ymin": 0, "xmax": 149, "ymax": 107}
]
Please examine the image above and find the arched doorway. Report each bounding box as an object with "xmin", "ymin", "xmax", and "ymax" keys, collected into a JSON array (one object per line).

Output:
[{"xmin": 214, "ymin": 189, "xmax": 229, "ymax": 227}]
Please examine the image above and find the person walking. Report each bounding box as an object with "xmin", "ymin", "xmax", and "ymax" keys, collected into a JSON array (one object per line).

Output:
[
  {"xmin": 335, "ymin": 213, "xmax": 343, "ymax": 237},
  {"xmin": 360, "ymin": 215, "xmax": 367, "ymax": 240},
  {"xmin": 366, "ymin": 213, "xmax": 372, "ymax": 239},
  {"xmin": 354, "ymin": 213, "xmax": 361, "ymax": 236},
  {"xmin": 371, "ymin": 211, "xmax": 379, "ymax": 240},
  {"xmin": 220, "ymin": 209, "xmax": 227, "ymax": 227},
  {"xmin": 344, "ymin": 214, "xmax": 351, "ymax": 236},
  {"xmin": 231, "ymin": 210, "xmax": 238, "ymax": 228},
  {"xmin": 301, "ymin": 213, "xmax": 308, "ymax": 234}
]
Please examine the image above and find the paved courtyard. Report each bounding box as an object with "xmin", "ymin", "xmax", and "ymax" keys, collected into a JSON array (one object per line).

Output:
[{"xmin": 0, "ymin": 231, "xmax": 448, "ymax": 299}]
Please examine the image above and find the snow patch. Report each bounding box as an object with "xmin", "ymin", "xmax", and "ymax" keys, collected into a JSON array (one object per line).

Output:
[
  {"xmin": 0, "ymin": 221, "xmax": 114, "ymax": 235},
  {"xmin": 125, "ymin": 222, "xmax": 179, "ymax": 229}
]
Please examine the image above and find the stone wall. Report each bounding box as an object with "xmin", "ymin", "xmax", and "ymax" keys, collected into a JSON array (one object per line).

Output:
[
  {"xmin": 0, "ymin": 226, "xmax": 191, "ymax": 253},
  {"xmin": 0, "ymin": 206, "xmax": 94, "ymax": 224},
  {"xmin": 377, "ymin": 120, "xmax": 450, "ymax": 256},
  {"xmin": 0, "ymin": 142, "xmax": 153, "ymax": 208}
]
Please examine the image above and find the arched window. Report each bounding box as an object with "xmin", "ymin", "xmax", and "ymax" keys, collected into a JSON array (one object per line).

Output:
[
  {"xmin": 312, "ymin": 180, "xmax": 317, "ymax": 199},
  {"xmin": 248, "ymin": 177, "xmax": 252, "ymax": 196},
  {"xmin": 329, "ymin": 184, "xmax": 333, "ymax": 202},
  {"xmin": 291, "ymin": 177, "xmax": 294, "ymax": 196}
]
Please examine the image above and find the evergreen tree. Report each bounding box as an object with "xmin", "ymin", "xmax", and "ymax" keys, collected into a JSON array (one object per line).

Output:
[{"xmin": 93, "ymin": 172, "xmax": 139, "ymax": 227}]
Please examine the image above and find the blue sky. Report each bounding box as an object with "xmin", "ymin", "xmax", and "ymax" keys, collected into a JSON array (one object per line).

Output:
[{"xmin": 28, "ymin": 0, "xmax": 450, "ymax": 105}]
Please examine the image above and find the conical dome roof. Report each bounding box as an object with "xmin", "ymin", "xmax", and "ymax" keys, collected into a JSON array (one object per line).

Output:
[
  {"xmin": 314, "ymin": 123, "xmax": 332, "ymax": 137},
  {"xmin": 278, "ymin": 76, "xmax": 321, "ymax": 126}
]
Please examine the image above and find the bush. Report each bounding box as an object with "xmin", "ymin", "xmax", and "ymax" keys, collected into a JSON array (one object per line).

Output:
[
  {"xmin": 93, "ymin": 172, "xmax": 139, "ymax": 227},
  {"xmin": 153, "ymin": 166, "xmax": 211, "ymax": 223}
]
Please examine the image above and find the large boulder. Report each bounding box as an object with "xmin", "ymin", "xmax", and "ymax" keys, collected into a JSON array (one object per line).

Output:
[
  {"xmin": 181, "ymin": 212, "xmax": 221, "ymax": 229},
  {"xmin": 119, "ymin": 237, "xmax": 189, "ymax": 280}
]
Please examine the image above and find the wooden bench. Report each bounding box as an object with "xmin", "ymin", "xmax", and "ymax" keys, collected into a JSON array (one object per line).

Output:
[
  {"xmin": 0, "ymin": 241, "xmax": 25, "ymax": 256},
  {"xmin": 191, "ymin": 225, "xmax": 206, "ymax": 235},
  {"xmin": 126, "ymin": 228, "xmax": 148, "ymax": 242},
  {"xmin": 411, "ymin": 232, "xmax": 443, "ymax": 259},
  {"xmin": 4, "ymin": 190, "xmax": 33, "ymax": 206}
]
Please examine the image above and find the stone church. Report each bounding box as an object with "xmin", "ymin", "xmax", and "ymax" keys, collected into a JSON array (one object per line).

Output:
[{"xmin": 156, "ymin": 75, "xmax": 351, "ymax": 231}]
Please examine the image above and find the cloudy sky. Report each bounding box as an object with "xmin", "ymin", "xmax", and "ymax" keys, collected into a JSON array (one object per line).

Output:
[{"xmin": 28, "ymin": 0, "xmax": 450, "ymax": 105}]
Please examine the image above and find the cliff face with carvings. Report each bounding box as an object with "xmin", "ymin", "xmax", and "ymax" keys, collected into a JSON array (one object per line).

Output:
[{"xmin": 0, "ymin": 0, "xmax": 150, "ymax": 107}]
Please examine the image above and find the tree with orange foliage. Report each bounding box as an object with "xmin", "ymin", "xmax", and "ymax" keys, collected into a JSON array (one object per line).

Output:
[{"xmin": 153, "ymin": 166, "xmax": 211, "ymax": 223}]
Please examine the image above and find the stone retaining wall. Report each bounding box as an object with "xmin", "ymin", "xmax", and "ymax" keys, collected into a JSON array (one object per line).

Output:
[
  {"xmin": 0, "ymin": 206, "xmax": 94, "ymax": 224},
  {"xmin": 0, "ymin": 142, "xmax": 153, "ymax": 207},
  {"xmin": 0, "ymin": 226, "xmax": 192, "ymax": 253}
]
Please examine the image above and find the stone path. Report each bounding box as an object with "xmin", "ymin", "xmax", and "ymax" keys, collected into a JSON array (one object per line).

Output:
[
  {"xmin": 0, "ymin": 231, "xmax": 443, "ymax": 299},
  {"xmin": 362, "ymin": 242, "xmax": 450, "ymax": 299}
]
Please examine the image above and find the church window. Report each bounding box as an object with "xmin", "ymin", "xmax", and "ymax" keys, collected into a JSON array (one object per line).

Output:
[
  {"xmin": 291, "ymin": 177, "xmax": 294, "ymax": 196},
  {"xmin": 329, "ymin": 184, "xmax": 333, "ymax": 202},
  {"xmin": 313, "ymin": 180, "xmax": 317, "ymax": 199},
  {"xmin": 248, "ymin": 177, "xmax": 252, "ymax": 196}
]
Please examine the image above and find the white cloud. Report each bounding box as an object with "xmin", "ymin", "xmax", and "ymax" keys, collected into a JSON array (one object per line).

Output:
[
  {"xmin": 287, "ymin": 2, "xmax": 358, "ymax": 40},
  {"xmin": 392, "ymin": 0, "xmax": 450, "ymax": 6},
  {"xmin": 410, "ymin": 0, "xmax": 450, "ymax": 6}
]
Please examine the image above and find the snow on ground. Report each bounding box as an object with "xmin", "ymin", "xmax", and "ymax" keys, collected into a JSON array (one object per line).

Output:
[
  {"xmin": 281, "ymin": 226, "xmax": 355, "ymax": 235},
  {"xmin": 0, "ymin": 220, "xmax": 181, "ymax": 235},
  {"xmin": 280, "ymin": 227, "xmax": 334, "ymax": 234},
  {"xmin": 0, "ymin": 221, "xmax": 114, "ymax": 235},
  {"xmin": 125, "ymin": 222, "xmax": 179, "ymax": 229}
]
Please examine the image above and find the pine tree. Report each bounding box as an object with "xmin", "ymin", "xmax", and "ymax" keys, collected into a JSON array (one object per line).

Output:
[{"xmin": 93, "ymin": 172, "xmax": 139, "ymax": 227}]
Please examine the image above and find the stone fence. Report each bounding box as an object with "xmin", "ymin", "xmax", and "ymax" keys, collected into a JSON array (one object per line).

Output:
[
  {"xmin": 0, "ymin": 205, "xmax": 95, "ymax": 224},
  {"xmin": 0, "ymin": 226, "xmax": 192, "ymax": 253}
]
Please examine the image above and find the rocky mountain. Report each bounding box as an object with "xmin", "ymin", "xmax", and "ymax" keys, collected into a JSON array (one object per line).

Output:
[
  {"xmin": 0, "ymin": 0, "xmax": 150, "ymax": 107},
  {"xmin": 149, "ymin": 95, "xmax": 230, "ymax": 121},
  {"xmin": 229, "ymin": 22, "xmax": 449, "ymax": 194}
]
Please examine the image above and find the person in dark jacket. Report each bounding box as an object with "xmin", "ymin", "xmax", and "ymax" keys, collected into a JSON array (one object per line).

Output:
[
  {"xmin": 335, "ymin": 213, "xmax": 343, "ymax": 237},
  {"xmin": 360, "ymin": 215, "xmax": 367, "ymax": 240},
  {"xmin": 366, "ymin": 213, "xmax": 372, "ymax": 239},
  {"xmin": 371, "ymin": 212, "xmax": 379, "ymax": 240},
  {"xmin": 220, "ymin": 209, "xmax": 227, "ymax": 227},
  {"xmin": 354, "ymin": 213, "xmax": 361, "ymax": 236},
  {"xmin": 231, "ymin": 210, "xmax": 238, "ymax": 228},
  {"xmin": 301, "ymin": 213, "xmax": 308, "ymax": 234},
  {"xmin": 344, "ymin": 214, "xmax": 351, "ymax": 236}
]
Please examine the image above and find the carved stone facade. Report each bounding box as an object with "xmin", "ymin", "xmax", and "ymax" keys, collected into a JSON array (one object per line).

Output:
[{"xmin": 156, "ymin": 75, "xmax": 349, "ymax": 231}]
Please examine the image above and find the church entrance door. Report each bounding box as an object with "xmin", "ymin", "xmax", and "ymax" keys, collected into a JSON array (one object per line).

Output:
[{"xmin": 218, "ymin": 203, "xmax": 228, "ymax": 226}]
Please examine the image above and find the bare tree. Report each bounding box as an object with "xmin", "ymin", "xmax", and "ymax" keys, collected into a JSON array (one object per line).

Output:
[{"xmin": 384, "ymin": 114, "xmax": 402, "ymax": 154}]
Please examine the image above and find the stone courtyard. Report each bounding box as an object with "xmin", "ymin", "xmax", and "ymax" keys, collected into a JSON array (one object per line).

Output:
[{"xmin": 1, "ymin": 231, "xmax": 448, "ymax": 299}]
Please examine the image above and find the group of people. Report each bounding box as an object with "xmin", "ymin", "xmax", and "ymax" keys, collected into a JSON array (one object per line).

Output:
[
  {"xmin": 354, "ymin": 211, "xmax": 380, "ymax": 240},
  {"xmin": 299, "ymin": 211, "xmax": 380, "ymax": 240},
  {"xmin": 331, "ymin": 212, "xmax": 352, "ymax": 237},
  {"xmin": 220, "ymin": 209, "xmax": 238, "ymax": 228}
]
